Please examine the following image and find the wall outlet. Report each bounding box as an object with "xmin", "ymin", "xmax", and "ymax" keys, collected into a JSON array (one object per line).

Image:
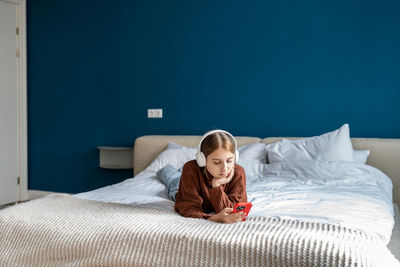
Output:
[{"xmin": 147, "ymin": 109, "xmax": 163, "ymax": 118}]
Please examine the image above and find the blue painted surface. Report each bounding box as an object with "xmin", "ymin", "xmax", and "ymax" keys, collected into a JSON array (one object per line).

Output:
[{"xmin": 27, "ymin": 0, "xmax": 400, "ymax": 193}]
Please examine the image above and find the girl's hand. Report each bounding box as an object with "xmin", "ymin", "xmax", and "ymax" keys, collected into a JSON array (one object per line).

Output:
[
  {"xmin": 208, "ymin": 207, "xmax": 245, "ymax": 224},
  {"xmin": 211, "ymin": 169, "xmax": 234, "ymax": 188}
]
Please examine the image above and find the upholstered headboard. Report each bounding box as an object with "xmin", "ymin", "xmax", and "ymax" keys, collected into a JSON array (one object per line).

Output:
[{"xmin": 133, "ymin": 135, "xmax": 400, "ymax": 206}]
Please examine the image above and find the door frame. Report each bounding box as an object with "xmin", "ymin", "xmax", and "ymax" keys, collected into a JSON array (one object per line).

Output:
[{"xmin": 2, "ymin": 0, "xmax": 27, "ymax": 201}]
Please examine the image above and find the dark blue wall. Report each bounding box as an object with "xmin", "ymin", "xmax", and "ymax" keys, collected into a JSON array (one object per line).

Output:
[{"xmin": 27, "ymin": 0, "xmax": 400, "ymax": 193}]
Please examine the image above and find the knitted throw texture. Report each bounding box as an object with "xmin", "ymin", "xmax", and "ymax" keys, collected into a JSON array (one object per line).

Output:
[{"xmin": 0, "ymin": 194, "xmax": 399, "ymax": 267}]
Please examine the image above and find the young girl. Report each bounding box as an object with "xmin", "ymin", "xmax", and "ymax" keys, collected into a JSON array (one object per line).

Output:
[{"xmin": 173, "ymin": 130, "xmax": 247, "ymax": 223}]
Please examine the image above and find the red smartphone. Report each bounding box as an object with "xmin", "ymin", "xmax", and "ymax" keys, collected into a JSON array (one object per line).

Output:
[{"xmin": 232, "ymin": 202, "xmax": 252, "ymax": 221}]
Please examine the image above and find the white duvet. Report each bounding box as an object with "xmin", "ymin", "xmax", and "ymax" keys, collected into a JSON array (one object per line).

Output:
[{"xmin": 75, "ymin": 160, "xmax": 395, "ymax": 244}]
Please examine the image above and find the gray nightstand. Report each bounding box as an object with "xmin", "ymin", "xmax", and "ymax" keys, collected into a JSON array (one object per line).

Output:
[{"xmin": 97, "ymin": 146, "xmax": 133, "ymax": 169}]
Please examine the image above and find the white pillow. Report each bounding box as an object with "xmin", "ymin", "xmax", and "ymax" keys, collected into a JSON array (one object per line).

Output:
[
  {"xmin": 266, "ymin": 124, "xmax": 354, "ymax": 163},
  {"xmin": 237, "ymin": 158, "xmax": 264, "ymax": 178},
  {"xmin": 146, "ymin": 144, "xmax": 196, "ymax": 173},
  {"xmin": 353, "ymin": 149, "xmax": 370, "ymax": 164},
  {"xmin": 236, "ymin": 143, "xmax": 267, "ymax": 177},
  {"xmin": 166, "ymin": 142, "xmax": 185, "ymax": 150},
  {"xmin": 238, "ymin": 143, "xmax": 267, "ymax": 163}
]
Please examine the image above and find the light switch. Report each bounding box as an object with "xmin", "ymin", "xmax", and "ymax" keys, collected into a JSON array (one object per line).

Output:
[{"xmin": 147, "ymin": 109, "xmax": 163, "ymax": 118}]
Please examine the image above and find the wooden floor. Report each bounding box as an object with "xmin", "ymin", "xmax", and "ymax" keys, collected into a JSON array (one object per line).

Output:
[{"xmin": 0, "ymin": 203, "xmax": 14, "ymax": 210}]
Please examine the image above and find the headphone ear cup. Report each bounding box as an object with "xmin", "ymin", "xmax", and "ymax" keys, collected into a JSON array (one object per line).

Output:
[{"xmin": 196, "ymin": 152, "xmax": 206, "ymax": 167}]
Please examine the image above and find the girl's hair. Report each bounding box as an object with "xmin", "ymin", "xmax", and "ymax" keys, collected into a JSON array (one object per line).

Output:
[{"xmin": 200, "ymin": 132, "xmax": 236, "ymax": 159}]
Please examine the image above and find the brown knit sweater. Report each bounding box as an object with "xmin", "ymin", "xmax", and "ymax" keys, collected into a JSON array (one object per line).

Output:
[{"xmin": 174, "ymin": 159, "xmax": 247, "ymax": 219}]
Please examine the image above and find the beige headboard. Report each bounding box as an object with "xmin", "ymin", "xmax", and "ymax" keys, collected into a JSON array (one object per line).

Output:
[{"xmin": 133, "ymin": 135, "xmax": 400, "ymax": 206}]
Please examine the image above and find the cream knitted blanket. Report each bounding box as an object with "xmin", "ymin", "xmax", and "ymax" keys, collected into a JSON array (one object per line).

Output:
[{"xmin": 0, "ymin": 194, "xmax": 399, "ymax": 267}]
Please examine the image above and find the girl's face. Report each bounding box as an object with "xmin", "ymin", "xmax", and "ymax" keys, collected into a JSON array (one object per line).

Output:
[{"xmin": 205, "ymin": 147, "xmax": 235, "ymax": 179}]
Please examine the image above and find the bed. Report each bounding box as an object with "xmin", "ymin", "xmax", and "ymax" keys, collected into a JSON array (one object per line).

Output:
[{"xmin": 1, "ymin": 126, "xmax": 400, "ymax": 266}]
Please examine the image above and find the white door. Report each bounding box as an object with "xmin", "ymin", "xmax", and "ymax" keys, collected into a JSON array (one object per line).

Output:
[{"xmin": 0, "ymin": 1, "xmax": 19, "ymax": 205}]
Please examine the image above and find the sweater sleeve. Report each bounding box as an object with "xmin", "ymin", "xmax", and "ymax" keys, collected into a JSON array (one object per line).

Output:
[
  {"xmin": 208, "ymin": 165, "xmax": 247, "ymax": 213},
  {"xmin": 174, "ymin": 162, "xmax": 211, "ymax": 219}
]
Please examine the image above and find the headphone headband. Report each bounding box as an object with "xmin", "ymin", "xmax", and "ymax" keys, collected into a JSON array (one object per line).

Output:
[{"xmin": 196, "ymin": 129, "xmax": 239, "ymax": 167}]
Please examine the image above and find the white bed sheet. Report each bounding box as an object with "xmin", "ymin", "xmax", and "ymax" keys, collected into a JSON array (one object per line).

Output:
[
  {"xmin": 75, "ymin": 160, "xmax": 395, "ymax": 246},
  {"xmin": 389, "ymin": 203, "xmax": 400, "ymax": 260}
]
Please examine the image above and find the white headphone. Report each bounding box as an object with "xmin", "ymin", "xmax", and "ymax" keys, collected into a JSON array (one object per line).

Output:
[{"xmin": 196, "ymin": 130, "xmax": 239, "ymax": 167}]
